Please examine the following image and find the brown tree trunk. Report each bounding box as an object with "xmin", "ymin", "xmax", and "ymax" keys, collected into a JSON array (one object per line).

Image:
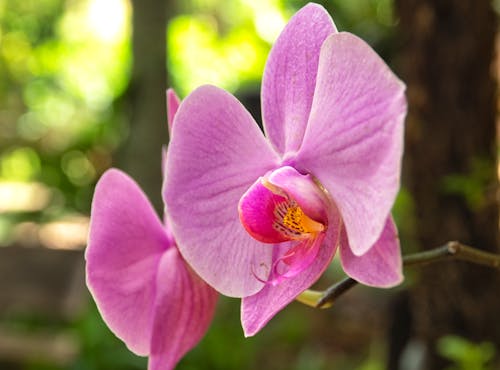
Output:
[
  {"xmin": 395, "ymin": 0, "xmax": 500, "ymax": 368},
  {"xmin": 120, "ymin": 0, "xmax": 171, "ymax": 212}
]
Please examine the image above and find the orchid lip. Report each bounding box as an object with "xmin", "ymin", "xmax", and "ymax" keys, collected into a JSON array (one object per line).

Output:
[
  {"xmin": 239, "ymin": 168, "xmax": 329, "ymax": 245},
  {"xmin": 238, "ymin": 166, "xmax": 330, "ymax": 284}
]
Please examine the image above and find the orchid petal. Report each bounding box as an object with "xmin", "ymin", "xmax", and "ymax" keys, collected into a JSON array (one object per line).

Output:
[
  {"xmin": 149, "ymin": 249, "xmax": 217, "ymax": 370},
  {"xmin": 340, "ymin": 217, "xmax": 403, "ymax": 287},
  {"xmin": 241, "ymin": 207, "xmax": 341, "ymax": 337},
  {"xmin": 161, "ymin": 146, "xmax": 175, "ymax": 240},
  {"xmin": 163, "ymin": 88, "xmax": 180, "ymax": 186},
  {"xmin": 261, "ymin": 3, "xmax": 336, "ymax": 154},
  {"xmin": 296, "ymin": 32, "xmax": 406, "ymax": 255},
  {"xmin": 86, "ymin": 169, "xmax": 168, "ymax": 355},
  {"xmin": 166, "ymin": 88, "xmax": 181, "ymax": 135},
  {"xmin": 164, "ymin": 85, "xmax": 281, "ymax": 297}
]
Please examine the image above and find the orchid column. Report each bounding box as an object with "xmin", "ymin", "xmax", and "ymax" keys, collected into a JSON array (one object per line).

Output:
[{"xmin": 164, "ymin": 3, "xmax": 407, "ymax": 336}]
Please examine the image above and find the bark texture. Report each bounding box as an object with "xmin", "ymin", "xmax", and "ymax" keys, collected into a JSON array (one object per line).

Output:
[{"xmin": 395, "ymin": 1, "xmax": 500, "ymax": 368}]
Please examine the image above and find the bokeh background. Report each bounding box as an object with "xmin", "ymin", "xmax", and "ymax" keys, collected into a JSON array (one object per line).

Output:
[{"xmin": 0, "ymin": 0, "xmax": 499, "ymax": 369}]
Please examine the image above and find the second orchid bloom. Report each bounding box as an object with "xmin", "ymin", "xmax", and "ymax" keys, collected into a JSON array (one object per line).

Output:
[{"xmin": 86, "ymin": 90, "xmax": 217, "ymax": 370}]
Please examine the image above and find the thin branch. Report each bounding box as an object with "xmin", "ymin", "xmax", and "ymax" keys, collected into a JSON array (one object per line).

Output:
[
  {"xmin": 297, "ymin": 241, "xmax": 500, "ymax": 309},
  {"xmin": 403, "ymin": 241, "xmax": 500, "ymax": 269},
  {"xmin": 316, "ymin": 277, "xmax": 359, "ymax": 308}
]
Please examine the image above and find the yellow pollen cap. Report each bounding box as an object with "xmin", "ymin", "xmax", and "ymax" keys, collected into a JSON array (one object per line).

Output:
[{"xmin": 274, "ymin": 200, "xmax": 324, "ymax": 240}]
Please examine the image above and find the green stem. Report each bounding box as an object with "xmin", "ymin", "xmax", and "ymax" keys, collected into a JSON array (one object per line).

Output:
[{"xmin": 297, "ymin": 241, "xmax": 500, "ymax": 309}]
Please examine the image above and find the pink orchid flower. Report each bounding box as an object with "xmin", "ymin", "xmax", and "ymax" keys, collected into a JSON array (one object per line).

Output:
[
  {"xmin": 85, "ymin": 90, "xmax": 217, "ymax": 370},
  {"xmin": 164, "ymin": 3, "xmax": 406, "ymax": 336}
]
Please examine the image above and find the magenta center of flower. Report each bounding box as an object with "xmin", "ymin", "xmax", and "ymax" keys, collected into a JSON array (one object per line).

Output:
[{"xmin": 238, "ymin": 166, "xmax": 329, "ymax": 285}]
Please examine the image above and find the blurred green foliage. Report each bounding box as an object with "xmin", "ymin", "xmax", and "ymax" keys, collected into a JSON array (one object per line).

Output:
[
  {"xmin": 441, "ymin": 157, "xmax": 496, "ymax": 211},
  {"xmin": 0, "ymin": 0, "xmax": 130, "ymax": 242},
  {"xmin": 437, "ymin": 335, "xmax": 496, "ymax": 370},
  {"xmin": 168, "ymin": 0, "xmax": 399, "ymax": 96}
]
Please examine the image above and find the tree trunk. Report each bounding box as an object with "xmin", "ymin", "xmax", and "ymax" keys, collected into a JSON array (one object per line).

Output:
[
  {"xmin": 395, "ymin": 0, "xmax": 500, "ymax": 368},
  {"xmin": 120, "ymin": 0, "xmax": 171, "ymax": 212}
]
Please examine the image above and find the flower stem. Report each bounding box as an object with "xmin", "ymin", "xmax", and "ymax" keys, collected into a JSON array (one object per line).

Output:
[
  {"xmin": 403, "ymin": 241, "xmax": 500, "ymax": 268},
  {"xmin": 296, "ymin": 241, "xmax": 500, "ymax": 309},
  {"xmin": 294, "ymin": 289, "xmax": 325, "ymax": 308}
]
